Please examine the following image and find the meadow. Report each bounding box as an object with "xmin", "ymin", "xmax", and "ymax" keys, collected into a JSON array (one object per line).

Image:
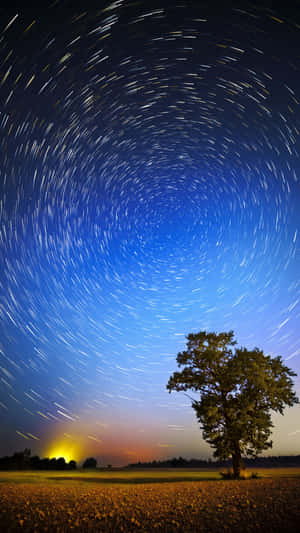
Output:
[{"xmin": 0, "ymin": 468, "xmax": 299, "ymax": 532}]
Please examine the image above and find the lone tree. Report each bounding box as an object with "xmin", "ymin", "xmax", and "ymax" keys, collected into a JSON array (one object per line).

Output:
[{"xmin": 167, "ymin": 331, "xmax": 298, "ymax": 478}]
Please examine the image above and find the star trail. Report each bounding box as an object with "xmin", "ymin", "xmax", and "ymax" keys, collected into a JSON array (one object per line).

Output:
[{"xmin": 0, "ymin": 1, "xmax": 299, "ymax": 465}]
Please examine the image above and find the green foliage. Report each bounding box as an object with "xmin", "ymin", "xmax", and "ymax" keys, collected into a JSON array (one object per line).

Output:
[
  {"xmin": 220, "ymin": 468, "xmax": 259, "ymax": 480},
  {"xmin": 167, "ymin": 331, "xmax": 299, "ymax": 478}
]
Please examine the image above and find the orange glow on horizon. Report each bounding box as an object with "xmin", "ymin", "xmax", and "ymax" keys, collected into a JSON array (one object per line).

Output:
[
  {"xmin": 43, "ymin": 427, "xmax": 157, "ymax": 465},
  {"xmin": 43, "ymin": 415, "xmax": 179, "ymax": 466}
]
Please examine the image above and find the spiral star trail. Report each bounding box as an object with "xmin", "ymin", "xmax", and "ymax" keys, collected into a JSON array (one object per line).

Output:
[{"xmin": 0, "ymin": 1, "xmax": 299, "ymax": 465}]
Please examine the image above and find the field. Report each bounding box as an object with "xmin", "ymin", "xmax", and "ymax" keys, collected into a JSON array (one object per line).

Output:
[{"xmin": 0, "ymin": 468, "xmax": 300, "ymax": 532}]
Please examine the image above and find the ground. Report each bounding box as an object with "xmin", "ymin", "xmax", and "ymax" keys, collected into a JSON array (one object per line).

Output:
[{"xmin": 0, "ymin": 468, "xmax": 299, "ymax": 532}]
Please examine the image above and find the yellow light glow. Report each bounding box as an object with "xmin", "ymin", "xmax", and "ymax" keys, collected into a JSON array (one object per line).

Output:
[
  {"xmin": 46, "ymin": 439, "xmax": 80, "ymax": 463},
  {"xmin": 48, "ymin": 448, "xmax": 72, "ymax": 462}
]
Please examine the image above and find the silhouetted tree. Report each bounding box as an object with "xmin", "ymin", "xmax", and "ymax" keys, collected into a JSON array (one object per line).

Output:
[
  {"xmin": 83, "ymin": 457, "xmax": 97, "ymax": 469},
  {"xmin": 30, "ymin": 456, "xmax": 41, "ymax": 469},
  {"xmin": 167, "ymin": 330, "xmax": 298, "ymax": 479},
  {"xmin": 50, "ymin": 458, "xmax": 58, "ymax": 469},
  {"xmin": 56, "ymin": 457, "xmax": 66, "ymax": 470},
  {"xmin": 40, "ymin": 458, "xmax": 50, "ymax": 470},
  {"xmin": 69, "ymin": 460, "xmax": 77, "ymax": 470},
  {"xmin": 12, "ymin": 448, "xmax": 31, "ymax": 470}
]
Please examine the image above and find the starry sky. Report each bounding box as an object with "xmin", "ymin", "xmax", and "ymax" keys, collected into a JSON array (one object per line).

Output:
[{"xmin": 0, "ymin": 0, "xmax": 299, "ymax": 466}]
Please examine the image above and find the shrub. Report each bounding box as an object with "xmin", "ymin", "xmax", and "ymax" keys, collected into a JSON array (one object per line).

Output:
[{"xmin": 219, "ymin": 468, "xmax": 259, "ymax": 480}]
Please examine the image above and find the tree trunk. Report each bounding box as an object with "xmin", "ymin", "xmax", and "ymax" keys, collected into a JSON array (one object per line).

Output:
[{"xmin": 232, "ymin": 443, "xmax": 242, "ymax": 479}]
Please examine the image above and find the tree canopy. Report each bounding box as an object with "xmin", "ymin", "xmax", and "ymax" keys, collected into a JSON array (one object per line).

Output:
[
  {"xmin": 82, "ymin": 457, "xmax": 97, "ymax": 469},
  {"xmin": 167, "ymin": 330, "xmax": 298, "ymax": 478}
]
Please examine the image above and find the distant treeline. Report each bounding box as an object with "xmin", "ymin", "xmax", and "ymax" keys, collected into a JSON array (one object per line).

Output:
[
  {"xmin": 0, "ymin": 450, "xmax": 100, "ymax": 470},
  {"xmin": 0, "ymin": 449, "xmax": 77, "ymax": 471},
  {"xmin": 128, "ymin": 455, "xmax": 300, "ymax": 468}
]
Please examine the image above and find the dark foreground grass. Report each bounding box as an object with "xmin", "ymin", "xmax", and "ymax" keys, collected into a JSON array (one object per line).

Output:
[{"xmin": 0, "ymin": 469, "xmax": 299, "ymax": 532}]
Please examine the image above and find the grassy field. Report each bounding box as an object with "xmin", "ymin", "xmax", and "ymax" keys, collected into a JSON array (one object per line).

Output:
[{"xmin": 0, "ymin": 468, "xmax": 299, "ymax": 531}]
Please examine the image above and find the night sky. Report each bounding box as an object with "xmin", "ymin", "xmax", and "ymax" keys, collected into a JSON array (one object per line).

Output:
[{"xmin": 0, "ymin": 1, "xmax": 299, "ymax": 466}]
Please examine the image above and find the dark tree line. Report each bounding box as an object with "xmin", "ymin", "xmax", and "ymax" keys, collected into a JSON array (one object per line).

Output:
[
  {"xmin": 128, "ymin": 455, "xmax": 300, "ymax": 469},
  {"xmin": 0, "ymin": 449, "xmax": 98, "ymax": 470},
  {"xmin": 0, "ymin": 449, "xmax": 77, "ymax": 470}
]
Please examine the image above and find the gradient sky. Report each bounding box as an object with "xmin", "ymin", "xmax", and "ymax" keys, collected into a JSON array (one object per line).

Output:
[{"xmin": 0, "ymin": 0, "xmax": 299, "ymax": 466}]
